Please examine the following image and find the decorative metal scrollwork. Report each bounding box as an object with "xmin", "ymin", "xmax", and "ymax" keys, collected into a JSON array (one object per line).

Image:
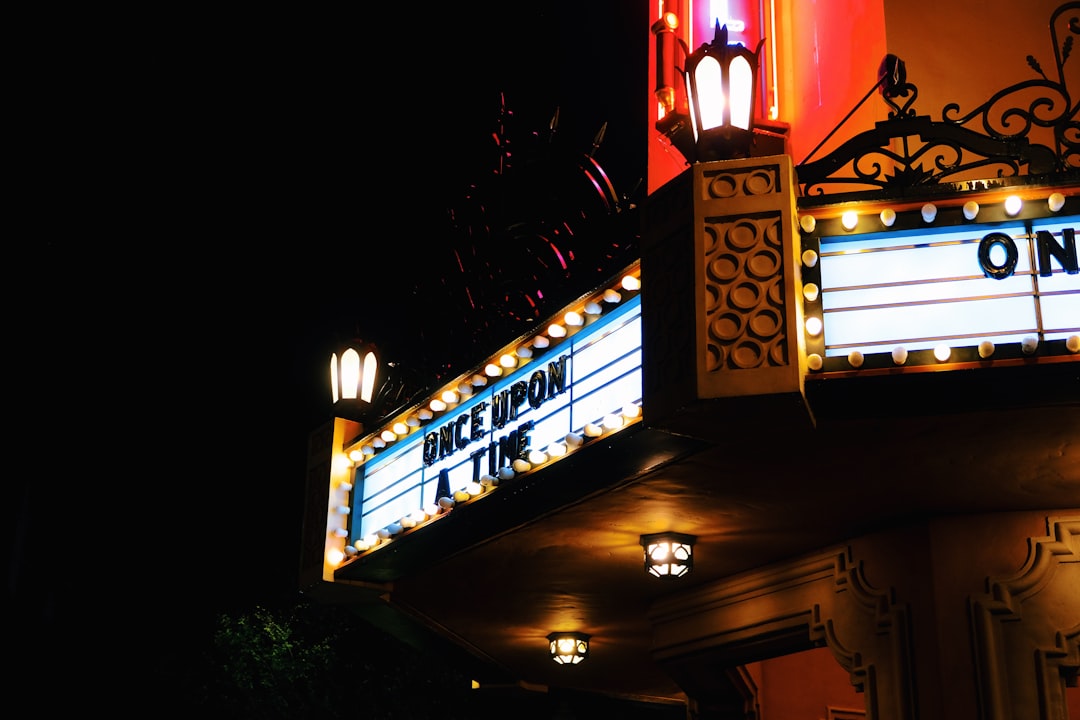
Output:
[{"xmin": 796, "ymin": 2, "xmax": 1080, "ymax": 197}]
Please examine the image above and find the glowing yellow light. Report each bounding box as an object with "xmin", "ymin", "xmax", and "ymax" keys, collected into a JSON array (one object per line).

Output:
[
  {"xmin": 841, "ymin": 211, "xmax": 858, "ymax": 230},
  {"xmin": 1004, "ymin": 195, "xmax": 1022, "ymax": 216},
  {"xmin": 441, "ymin": 390, "xmax": 459, "ymax": 404},
  {"xmin": 805, "ymin": 317, "xmax": 823, "ymax": 336},
  {"xmin": 548, "ymin": 324, "xmax": 567, "ymax": 338},
  {"xmin": 622, "ymin": 275, "xmax": 641, "ymax": 291},
  {"xmin": 499, "ymin": 354, "xmax": 517, "ymax": 368},
  {"xmin": 602, "ymin": 413, "xmax": 624, "ymax": 430},
  {"xmin": 564, "ymin": 311, "xmax": 584, "ymax": 326},
  {"xmin": 430, "ymin": 398, "xmax": 447, "ymax": 411},
  {"xmin": 392, "ymin": 421, "xmax": 409, "ymax": 435},
  {"xmin": 380, "ymin": 429, "xmax": 397, "ymax": 442},
  {"xmin": 485, "ymin": 363, "xmax": 502, "ymax": 377},
  {"xmin": 327, "ymin": 548, "xmax": 345, "ymax": 566},
  {"xmin": 331, "ymin": 454, "xmax": 352, "ymax": 474},
  {"xmin": 934, "ymin": 345, "xmax": 951, "ymax": 362},
  {"xmin": 547, "ymin": 442, "xmax": 567, "ymax": 457}
]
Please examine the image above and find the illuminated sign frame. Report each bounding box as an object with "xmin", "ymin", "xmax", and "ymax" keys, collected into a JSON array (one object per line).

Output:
[
  {"xmin": 796, "ymin": 192, "xmax": 1080, "ymax": 372},
  {"xmin": 326, "ymin": 265, "xmax": 645, "ymax": 562}
]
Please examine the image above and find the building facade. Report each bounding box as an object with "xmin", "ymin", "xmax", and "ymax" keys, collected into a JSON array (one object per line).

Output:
[{"xmin": 301, "ymin": 3, "xmax": 1079, "ymax": 718}]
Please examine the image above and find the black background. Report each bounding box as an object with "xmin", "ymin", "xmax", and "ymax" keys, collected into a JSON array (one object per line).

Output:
[{"xmin": 11, "ymin": 2, "xmax": 648, "ymax": 707}]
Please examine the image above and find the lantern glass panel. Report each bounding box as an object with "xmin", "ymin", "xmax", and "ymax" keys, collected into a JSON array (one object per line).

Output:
[
  {"xmin": 694, "ymin": 56, "xmax": 726, "ymax": 132},
  {"xmin": 729, "ymin": 54, "xmax": 753, "ymax": 130},
  {"xmin": 341, "ymin": 348, "xmax": 361, "ymax": 400}
]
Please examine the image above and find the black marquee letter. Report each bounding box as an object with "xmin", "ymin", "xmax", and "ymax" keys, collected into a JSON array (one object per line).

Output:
[
  {"xmin": 1036, "ymin": 228, "xmax": 1079, "ymax": 276},
  {"xmin": 423, "ymin": 432, "xmax": 438, "ymax": 466},
  {"xmin": 527, "ymin": 370, "xmax": 546, "ymax": 409},
  {"xmin": 978, "ymin": 232, "xmax": 1019, "ymax": 280},
  {"xmin": 454, "ymin": 414, "xmax": 470, "ymax": 450}
]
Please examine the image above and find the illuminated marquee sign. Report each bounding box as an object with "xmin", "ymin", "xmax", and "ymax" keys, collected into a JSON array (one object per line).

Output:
[
  {"xmin": 350, "ymin": 293, "xmax": 643, "ymax": 543},
  {"xmin": 804, "ymin": 215, "xmax": 1079, "ymax": 360}
]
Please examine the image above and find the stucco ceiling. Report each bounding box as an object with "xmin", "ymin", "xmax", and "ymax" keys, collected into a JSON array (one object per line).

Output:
[{"xmin": 328, "ymin": 361, "xmax": 1080, "ymax": 703}]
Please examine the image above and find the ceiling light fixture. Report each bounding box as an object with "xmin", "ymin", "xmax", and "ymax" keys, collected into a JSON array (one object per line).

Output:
[
  {"xmin": 640, "ymin": 532, "xmax": 697, "ymax": 578},
  {"xmin": 547, "ymin": 632, "xmax": 590, "ymax": 665}
]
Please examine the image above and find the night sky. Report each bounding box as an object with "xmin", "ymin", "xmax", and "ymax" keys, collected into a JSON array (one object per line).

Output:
[{"xmin": 11, "ymin": 3, "xmax": 647, "ymax": 707}]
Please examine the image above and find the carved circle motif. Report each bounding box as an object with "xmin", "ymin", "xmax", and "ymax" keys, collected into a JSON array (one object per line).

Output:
[
  {"xmin": 744, "ymin": 169, "xmax": 775, "ymax": 195},
  {"xmin": 767, "ymin": 277, "xmax": 783, "ymax": 305},
  {"xmin": 747, "ymin": 249, "xmax": 780, "ymax": 278},
  {"xmin": 749, "ymin": 308, "xmax": 781, "ymax": 337},
  {"xmin": 703, "ymin": 225, "xmax": 721, "ymax": 254},
  {"xmin": 711, "ymin": 311, "xmax": 745, "ymax": 341},
  {"xmin": 704, "ymin": 283, "xmax": 722, "ymax": 313},
  {"xmin": 729, "ymin": 281, "xmax": 761, "ymax": 310},
  {"xmin": 769, "ymin": 337, "xmax": 787, "ymax": 365},
  {"xmin": 709, "ymin": 253, "xmax": 742, "ymax": 282},
  {"xmin": 765, "ymin": 220, "xmax": 779, "ymax": 248},
  {"xmin": 708, "ymin": 174, "xmax": 739, "ymax": 199},
  {"xmin": 727, "ymin": 221, "xmax": 760, "ymax": 250},
  {"xmin": 732, "ymin": 339, "xmax": 765, "ymax": 368},
  {"xmin": 705, "ymin": 343, "xmax": 725, "ymax": 371}
]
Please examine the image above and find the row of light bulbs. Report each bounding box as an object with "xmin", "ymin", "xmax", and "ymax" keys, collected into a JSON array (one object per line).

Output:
[
  {"xmin": 798, "ymin": 192, "xmax": 1068, "ymax": 235},
  {"xmin": 345, "ymin": 272, "xmax": 642, "ymax": 462},
  {"xmin": 804, "ymin": 335, "xmax": 1080, "ymax": 372}
]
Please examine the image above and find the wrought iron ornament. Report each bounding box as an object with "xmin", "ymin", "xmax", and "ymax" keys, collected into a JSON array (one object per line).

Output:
[{"xmin": 797, "ymin": 2, "xmax": 1080, "ymax": 197}]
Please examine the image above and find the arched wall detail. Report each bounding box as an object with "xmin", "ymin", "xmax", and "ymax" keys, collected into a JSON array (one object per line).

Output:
[
  {"xmin": 649, "ymin": 546, "xmax": 914, "ymax": 720},
  {"xmin": 968, "ymin": 516, "xmax": 1080, "ymax": 720}
]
